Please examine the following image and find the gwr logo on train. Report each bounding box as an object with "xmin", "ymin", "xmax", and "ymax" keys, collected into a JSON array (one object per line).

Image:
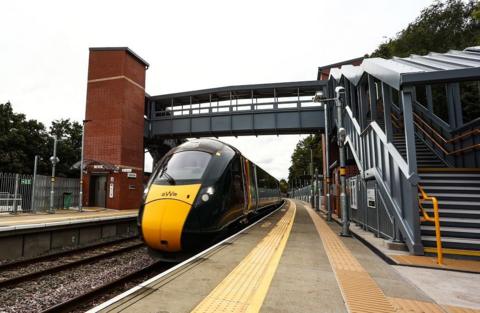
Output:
[{"xmin": 161, "ymin": 191, "xmax": 178, "ymax": 197}]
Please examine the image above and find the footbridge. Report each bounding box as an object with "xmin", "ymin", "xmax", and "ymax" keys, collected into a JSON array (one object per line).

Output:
[{"xmin": 145, "ymin": 80, "xmax": 327, "ymax": 139}]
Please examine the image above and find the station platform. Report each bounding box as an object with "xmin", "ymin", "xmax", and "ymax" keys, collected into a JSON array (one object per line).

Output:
[
  {"xmin": 0, "ymin": 208, "xmax": 137, "ymax": 230},
  {"xmin": 91, "ymin": 200, "xmax": 480, "ymax": 313}
]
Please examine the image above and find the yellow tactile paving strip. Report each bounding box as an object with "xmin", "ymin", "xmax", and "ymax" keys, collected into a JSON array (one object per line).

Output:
[
  {"xmin": 305, "ymin": 205, "xmax": 396, "ymax": 313},
  {"xmin": 389, "ymin": 297, "xmax": 480, "ymax": 313},
  {"xmin": 391, "ymin": 254, "xmax": 480, "ymax": 273},
  {"xmin": 190, "ymin": 201, "xmax": 296, "ymax": 313},
  {"xmin": 305, "ymin": 203, "xmax": 480, "ymax": 313}
]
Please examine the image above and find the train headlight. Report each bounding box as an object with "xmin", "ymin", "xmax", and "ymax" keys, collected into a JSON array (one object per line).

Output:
[
  {"xmin": 201, "ymin": 194, "xmax": 210, "ymax": 202},
  {"xmin": 206, "ymin": 187, "xmax": 214, "ymax": 195}
]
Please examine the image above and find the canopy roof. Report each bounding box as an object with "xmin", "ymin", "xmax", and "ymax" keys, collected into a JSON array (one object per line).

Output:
[{"xmin": 330, "ymin": 47, "xmax": 480, "ymax": 90}]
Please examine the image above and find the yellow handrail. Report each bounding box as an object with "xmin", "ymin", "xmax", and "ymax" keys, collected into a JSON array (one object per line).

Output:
[{"xmin": 418, "ymin": 185, "xmax": 443, "ymax": 264}]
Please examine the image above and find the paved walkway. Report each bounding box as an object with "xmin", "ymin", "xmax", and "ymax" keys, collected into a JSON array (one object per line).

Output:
[
  {"xmin": 0, "ymin": 208, "xmax": 137, "ymax": 228},
  {"xmin": 91, "ymin": 200, "xmax": 480, "ymax": 313}
]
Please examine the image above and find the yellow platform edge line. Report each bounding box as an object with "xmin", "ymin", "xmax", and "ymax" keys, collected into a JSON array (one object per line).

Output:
[
  {"xmin": 246, "ymin": 201, "xmax": 296, "ymax": 313},
  {"xmin": 190, "ymin": 200, "xmax": 296, "ymax": 313},
  {"xmin": 424, "ymin": 247, "xmax": 480, "ymax": 257}
]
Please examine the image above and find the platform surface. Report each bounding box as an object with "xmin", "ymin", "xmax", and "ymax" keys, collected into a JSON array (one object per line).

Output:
[
  {"xmin": 0, "ymin": 208, "xmax": 137, "ymax": 229},
  {"xmin": 92, "ymin": 200, "xmax": 480, "ymax": 313}
]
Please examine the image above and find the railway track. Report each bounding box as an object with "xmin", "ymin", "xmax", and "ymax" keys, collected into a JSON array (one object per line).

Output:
[
  {"xmin": 0, "ymin": 236, "xmax": 137, "ymax": 271},
  {"xmin": 0, "ymin": 240, "xmax": 154, "ymax": 313},
  {"xmin": 0, "ymin": 240, "xmax": 143, "ymax": 288}
]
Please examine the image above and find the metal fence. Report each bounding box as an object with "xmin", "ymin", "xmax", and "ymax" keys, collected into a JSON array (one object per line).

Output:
[
  {"xmin": 0, "ymin": 172, "xmax": 80, "ymax": 213},
  {"xmin": 291, "ymin": 184, "xmax": 323, "ymax": 210}
]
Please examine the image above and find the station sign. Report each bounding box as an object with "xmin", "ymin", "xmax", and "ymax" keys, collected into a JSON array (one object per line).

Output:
[
  {"xmin": 127, "ymin": 172, "xmax": 137, "ymax": 178},
  {"xmin": 122, "ymin": 168, "xmax": 132, "ymax": 173},
  {"xmin": 367, "ymin": 188, "xmax": 376, "ymax": 208}
]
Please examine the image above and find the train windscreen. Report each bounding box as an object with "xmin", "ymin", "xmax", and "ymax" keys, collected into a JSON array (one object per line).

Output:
[{"xmin": 153, "ymin": 151, "xmax": 211, "ymax": 185}]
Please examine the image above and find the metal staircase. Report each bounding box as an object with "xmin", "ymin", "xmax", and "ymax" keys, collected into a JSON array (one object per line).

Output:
[
  {"xmin": 419, "ymin": 171, "xmax": 480, "ymax": 255},
  {"xmin": 328, "ymin": 47, "xmax": 480, "ymax": 257},
  {"xmin": 392, "ymin": 134, "xmax": 446, "ymax": 168}
]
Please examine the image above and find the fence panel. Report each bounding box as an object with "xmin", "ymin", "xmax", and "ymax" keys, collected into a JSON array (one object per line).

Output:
[{"xmin": 0, "ymin": 172, "xmax": 80, "ymax": 213}]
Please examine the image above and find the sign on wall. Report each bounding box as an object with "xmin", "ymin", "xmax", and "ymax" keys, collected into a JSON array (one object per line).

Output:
[
  {"xmin": 109, "ymin": 183, "xmax": 114, "ymax": 198},
  {"xmin": 127, "ymin": 172, "xmax": 137, "ymax": 179},
  {"xmin": 367, "ymin": 188, "xmax": 376, "ymax": 208}
]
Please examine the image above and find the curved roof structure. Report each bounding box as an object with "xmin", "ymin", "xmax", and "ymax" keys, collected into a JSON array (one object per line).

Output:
[{"xmin": 330, "ymin": 47, "xmax": 480, "ymax": 90}]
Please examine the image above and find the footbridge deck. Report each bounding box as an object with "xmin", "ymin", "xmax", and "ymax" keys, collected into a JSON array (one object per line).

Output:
[{"xmin": 145, "ymin": 80, "xmax": 327, "ymax": 138}]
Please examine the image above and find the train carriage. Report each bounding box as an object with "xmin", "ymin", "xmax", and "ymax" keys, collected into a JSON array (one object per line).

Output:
[{"xmin": 138, "ymin": 139, "xmax": 282, "ymax": 254}]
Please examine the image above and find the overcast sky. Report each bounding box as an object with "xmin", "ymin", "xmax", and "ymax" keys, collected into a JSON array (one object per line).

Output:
[{"xmin": 0, "ymin": 0, "xmax": 434, "ymax": 179}]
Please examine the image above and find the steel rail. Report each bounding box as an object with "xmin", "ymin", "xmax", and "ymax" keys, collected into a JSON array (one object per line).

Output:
[
  {"xmin": 0, "ymin": 242, "xmax": 143, "ymax": 288},
  {"xmin": 0, "ymin": 236, "xmax": 137, "ymax": 272}
]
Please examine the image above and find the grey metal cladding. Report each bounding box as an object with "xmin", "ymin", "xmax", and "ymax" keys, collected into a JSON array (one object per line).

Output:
[{"xmin": 329, "ymin": 47, "xmax": 480, "ymax": 90}]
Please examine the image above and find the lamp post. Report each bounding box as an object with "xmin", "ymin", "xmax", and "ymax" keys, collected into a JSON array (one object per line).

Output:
[
  {"xmin": 79, "ymin": 119, "xmax": 91, "ymax": 212},
  {"xmin": 335, "ymin": 86, "xmax": 351, "ymax": 237},
  {"xmin": 49, "ymin": 136, "xmax": 60, "ymax": 213},
  {"xmin": 313, "ymin": 91, "xmax": 333, "ymax": 221},
  {"xmin": 31, "ymin": 155, "xmax": 42, "ymax": 212},
  {"xmin": 309, "ymin": 145, "xmax": 314, "ymax": 208}
]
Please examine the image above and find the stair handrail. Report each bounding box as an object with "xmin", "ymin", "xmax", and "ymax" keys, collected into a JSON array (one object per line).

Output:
[
  {"xmin": 413, "ymin": 112, "xmax": 480, "ymax": 156},
  {"xmin": 418, "ymin": 185, "xmax": 443, "ymax": 264},
  {"xmin": 344, "ymin": 105, "xmax": 423, "ymax": 254}
]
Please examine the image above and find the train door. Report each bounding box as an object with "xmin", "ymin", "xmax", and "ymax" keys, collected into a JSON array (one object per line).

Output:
[
  {"xmin": 240, "ymin": 157, "xmax": 249, "ymax": 214},
  {"xmin": 252, "ymin": 165, "xmax": 259, "ymax": 213},
  {"xmin": 231, "ymin": 157, "xmax": 246, "ymax": 216}
]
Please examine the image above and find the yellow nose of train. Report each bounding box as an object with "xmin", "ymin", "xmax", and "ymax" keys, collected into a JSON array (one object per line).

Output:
[{"xmin": 141, "ymin": 184, "xmax": 201, "ymax": 252}]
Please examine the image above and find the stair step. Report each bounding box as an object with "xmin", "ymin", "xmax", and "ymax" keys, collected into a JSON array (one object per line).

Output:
[
  {"xmin": 421, "ymin": 225, "xmax": 480, "ymax": 239},
  {"xmin": 421, "ymin": 225, "xmax": 480, "ymax": 233},
  {"xmin": 422, "ymin": 235, "xmax": 480, "ymax": 248},
  {"xmin": 421, "ymin": 186, "xmax": 480, "ymax": 191},
  {"xmin": 422, "ymin": 236, "xmax": 480, "ymax": 251},
  {"xmin": 425, "ymin": 217, "xmax": 480, "ymax": 228},
  {"xmin": 421, "ymin": 200, "xmax": 480, "ymax": 210},
  {"xmin": 419, "ymin": 180, "xmax": 480, "ymax": 186},
  {"xmin": 421, "ymin": 193, "xmax": 480, "ymax": 199},
  {"xmin": 420, "ymin": 173, "xmax": 480, "ymax": 178},
  {"xmin": 423, "ymin": 209, "xmax": 480, "ymax": 216}
]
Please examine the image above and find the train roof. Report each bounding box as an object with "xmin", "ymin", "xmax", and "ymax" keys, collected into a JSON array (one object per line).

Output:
[
  {"xmin": 174, "ymin": 138, "xmax": 239, "ymax": 155},
  {"xmin": 173, "ymin": 138, "xmax": 278, "ymax": 182}
]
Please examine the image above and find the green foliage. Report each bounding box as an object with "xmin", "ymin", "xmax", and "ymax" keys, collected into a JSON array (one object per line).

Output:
[
  {"xmin": 49, "ymin": 119, "xmax": 83, "ymax": 177},
  {"xmin": 371, "ymin": 0, "xmax": 480, "ymax": 58},
  {"xmin": 279, "ymin": 179, "xmax": 289, "ymax": 194},
  {"xmin": 287, "ymin": 134, "xmax": 322, "ymax": 184},
  {"xmin": 0, "ymin": 102, "xmax": 82, "ymax": 177}
]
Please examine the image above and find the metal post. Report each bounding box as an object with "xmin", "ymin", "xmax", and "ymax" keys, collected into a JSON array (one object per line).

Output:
[
  {"xmin": 310, "ymin": 146, "xmax": 314, "ymax": 208},
  {"xmin": 324, "ymin": 102, "xmax": 332, "ymax": 221},
  {"xmin": 315, "ymin": 168, "xmax": 319, "ymax": 211},
  {"xmin": 79, "ymin": 120, "xmax": 89, "ymax": 212},
  {"xmin": 31, "ymin": 155, "xmax": 39, "ymax": 212},
  {"xmin": 13, "ymin": 173, "xmax": 19, "ymax": 214},
  {"xmin": 49, "ymin": 136, "xmax": 59, "ymax": 213},
  {"xmin": 336, "ymin": 86, "xmax": 351, "ymax": 237}
]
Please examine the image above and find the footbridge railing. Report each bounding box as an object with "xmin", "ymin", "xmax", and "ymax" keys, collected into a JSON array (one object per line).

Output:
[
  {"xmin": 145, "ymin": 81, "xmax": 327, "ymax": 139},
  {"xmin": 344, "ymin": 105, "xmax": 422, "ymax": 254}
]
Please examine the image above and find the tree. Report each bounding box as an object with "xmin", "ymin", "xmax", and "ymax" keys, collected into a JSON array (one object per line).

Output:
[
  {"xmin": 279, "ymin": 179, "xmax": 289, "ymax": 194},
  {"xmin": 0, "ymin": 103, "xmax": 82, "ymax": 177},
  {"xmin": 0, "ymin": 102, "xmax": 50, "ymax": 174},
  {"xmin": 371, "ymin": 0, "xmax": 480, "ymax": 58},
  {"xmin": 49, "ymin": 119, "xmax": 82, "ymax": 177},
  {"xmin": 288, "ymin": 134, "xmax": 322, "ymax": 185}
]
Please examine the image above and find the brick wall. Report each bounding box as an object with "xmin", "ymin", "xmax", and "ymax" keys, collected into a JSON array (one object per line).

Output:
[{"xmin": 83, "ymin": 48, "xmax": 147, "ymax": 210}]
